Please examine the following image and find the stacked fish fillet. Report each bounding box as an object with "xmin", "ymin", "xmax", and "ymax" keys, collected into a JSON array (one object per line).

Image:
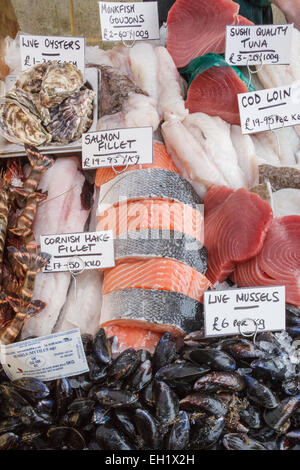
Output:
[{"xmin": 95, "ymin": 141, "xmax": 211, "ymax": 352}]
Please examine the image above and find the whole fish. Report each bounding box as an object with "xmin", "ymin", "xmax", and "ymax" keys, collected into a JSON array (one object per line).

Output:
[
  {"xmin": 12, "ymin": 251, "xmax": 51, "ymax": 303},
  {"xmin": 0, "ymin": 296, "xmax": 45, "ymax": 345}
]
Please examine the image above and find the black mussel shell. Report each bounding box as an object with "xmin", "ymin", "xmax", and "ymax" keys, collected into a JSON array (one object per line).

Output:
[
  {"xmin": 190, "ymin": 416, "xmax": 225, "ymax": 449},
  {"xmin": 87, "ymin": 355, "xmax": 108, "ymax": 383},
  {"xmin": 125, "ymin": 359, "xmax": 152, "ymax": 392},
  {"xmin": 108, "ymin": 348, "xmax": 140, "ymax": 381},
  {"xmin": 223, "ymin": 433, "xmax": 268, "ymax": 450},
  {"xmin": 166, "ymin": 410, "xmax": 190, "ymax": 450},
  {"xmin": 11, "ymin": 378, "xmax": 50, "ymax": 401},
  {"xmin": 153, "ymin": 332, "xmax": 177, "ymax": 371},
  {"xmin": 220, "ymin": 339, "xmax": 266, "ymax": 361},
  {"xmin": 244, "ymin": 375, "xmax": 278, "ymax": 409},
  {"xmin": 96, "ymin": 389, "xmax": 139, "ymax": 408},
  {"xmin": 155, "ymin": 380, "xmax": 179, "ymax": 425},
  {"xmin": 96, "ymin": 423, "xmax": 134, "ymax": 450},
  {"xmin": 92, "ymin": 405, "xmax": 110, "ymax": 425},
  {"xmin": 47, "ymin": 426, "xmax": 86, "ymax": 450},
  {"xmin": 55, "ymin": 378, "xmax": 73, "ymax": 418},
  {"xmin": 134, "ymin": 408, "xmax": 162, "ymax": 450},
  {"xmin": 93, "ymin": 328, "xmax": 112, "ymax": 365},
  {"xmin": 180, "ymin": 393, "xmax": 228, "ymax": 417},
  {"xmin": 194, "ymin": 372, "xmax": 245, "ymax": 393},
  {"xmin": 155, "ymin": 361, "xmax": 210, "ymax": 385},
  {"xmin": 185, "ymin": 348, "xmax": 236, "ymax": 372},
  {"xmin": 240, "ymin": 405, "xmax": 262, "ymax": 429},
  {"xmin": 0, "ymin": 432, "xmax": 19, "ymax": 450},
  {"xmin": 264, "ymin": 396, "xmax": 300, "ymax": 432}
]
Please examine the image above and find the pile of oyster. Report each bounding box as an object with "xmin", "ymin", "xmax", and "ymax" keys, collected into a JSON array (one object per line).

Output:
[{"xmin": 0, "ymin": 62, "xmax": 95, "ymax": 146}]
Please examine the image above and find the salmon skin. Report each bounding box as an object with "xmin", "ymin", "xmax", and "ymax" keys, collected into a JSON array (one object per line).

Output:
[
  {"xmin": 103, "ymin": 258, "xmax": 211, "ymax": 301},
  {"xmin": 95, "ymin": 141, "xmax": 179, "ymax": 187},
  {"xmin": 100, "ymin": 288, "xmax": 203, "ymax": 335},
  {"xmin": 98, "ymin": 169, "xmax": 202, "ymax": 210},
  {"xmin": 114, "ymin": 229, "xmax": 208, "ymax": 274}
]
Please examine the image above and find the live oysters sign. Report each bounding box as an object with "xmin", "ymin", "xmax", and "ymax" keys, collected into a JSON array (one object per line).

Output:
[{"xmin": 20, "ymin": 34, "xmax": 85, "ymax": 74}]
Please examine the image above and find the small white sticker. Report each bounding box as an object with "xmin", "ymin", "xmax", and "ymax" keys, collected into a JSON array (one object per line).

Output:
[
  {"xmin": 225, "ymin": 24, "xmax": 293, "ymax": 66},
  {"xmin": 238, "ymin": 84, "xmax": 300, "ymax": 134},
  {"xmin": 0, "ymin": 329, "xmax": 89, "ymax": 382},
  {"xmin": 82, "ymin": 127, "xmax": 153, "ymax": 169},
  {"xmin": 20, "ymin": 34, "xmax": 85, "ymax": 74},
  {"xmin": 99, "ymin": 1, "xmax": 159, "ymax": 42},
  {"xmin": 204, "ymin": 286, "xmax": 286, "ymax": 337},
  {"xmin": 40, "ymin": 230, "xmax": 115, "ymax": 273}
]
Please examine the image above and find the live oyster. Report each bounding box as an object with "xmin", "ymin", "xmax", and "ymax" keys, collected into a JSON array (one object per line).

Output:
[
  {"xmin": 14, "ymin": 63, "xmax": 51, "ymax": 94},
  {"xmin": 47, "ymin": 88, "xmax": 95, "ymax": 144},
  {"xmin": 0, "ymin": 97, "xmax": 51, "ymax": 146},
  {"xmin": 40, "ymin": 62, "xmax": 85, "ymax": 108}
]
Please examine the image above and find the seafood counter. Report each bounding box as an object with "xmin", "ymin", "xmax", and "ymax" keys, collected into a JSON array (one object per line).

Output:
[{"xmin": 0, "ymin": 0, "xmax": 298, "ymax": 452}]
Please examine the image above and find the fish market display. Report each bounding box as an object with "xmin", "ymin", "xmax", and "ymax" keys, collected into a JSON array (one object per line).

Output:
[
  {"xmin": 0, "ymin": 62, "xmax": 95, "ymax": 146},
  {"xmin": 0, "ymin": 327, "xmax": 298, "ymax": 450},
  {"xmin": 96, "ymin": 142, "xmax": 209, "ymax": 352},
  {"xmin": 0, "ymin": 0, "xmax": 299, "ymax": 453},
  {"xmin": 166, "ymin": 0, "xmax": 253, "ymax": 68}
]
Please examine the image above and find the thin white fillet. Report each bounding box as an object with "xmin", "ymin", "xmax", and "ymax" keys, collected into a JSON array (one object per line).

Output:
[
  {"xmin": 161, "ymin": 115, "xmax": 227, "ymax": 199},
  {"xmin": 21, "ymin": 157, "xmax": 90, "ymax": 339},
  {"xmin": 129, "ymin": 42, "xmax": 158, "ymax": 101},
  {"xmin": 155, "ymin": 46, "xmax": 188, "ymax": 121},
  {"xmin": 273, "ymin": 188, "xmax": 300, "ymax": 217},
  {"xmin": 183, "ymin": 113, "xmax": 246, "ymax": 189},
  {"xmin": 231, "ymin": 125, "xmax": 259, "ymax": 188},
  {"xmin": 251, "ymin": 128, "xmax": 300, "ymax": 167}
]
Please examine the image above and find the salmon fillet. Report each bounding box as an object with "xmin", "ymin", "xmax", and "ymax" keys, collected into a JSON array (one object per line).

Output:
[
  {"xmin": 103, "ymin": 258, "xmax": 211, "ymax": 301},
  {"xmin": 97, "ymin": 198, "xmax": 204, "ymax": 243},
  {"xmin": 103, "ymin": 324, "xmax": 163, "ymax": 354},
  {"xmin": 95, "ymin": 141, "xmax": 179, "ymax": 187}
]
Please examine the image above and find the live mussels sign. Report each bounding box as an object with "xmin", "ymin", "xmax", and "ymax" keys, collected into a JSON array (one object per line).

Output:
[{"xmin": 204, "ymin": 286, "xmax": 286, "ymax": 337}]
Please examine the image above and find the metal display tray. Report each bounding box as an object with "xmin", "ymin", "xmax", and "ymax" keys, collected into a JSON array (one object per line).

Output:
[{"xmin": 0, "ymin": 67, "xmax": 99, "ymax": 158}]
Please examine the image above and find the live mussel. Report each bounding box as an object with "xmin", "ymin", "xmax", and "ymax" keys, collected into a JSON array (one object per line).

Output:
[{"xmin": 0, "ymin": 327, "xmax": 298, "ymax": 450}]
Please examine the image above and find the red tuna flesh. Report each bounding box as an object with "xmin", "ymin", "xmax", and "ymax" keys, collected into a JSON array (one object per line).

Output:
[
  {"xmin": 233, "ymin": 216, "xmax": 300, "ymax": 306},
  {"xmin": 204, "ymin": 187, "xmax": 273, "ymax": 284},
  {"xmin": 185, "ymin": 66, "xmax": 249, "ymax": 125},
  {"xmin": 167, "ymin": 0, "xmax": 253, "ymax": 68}
]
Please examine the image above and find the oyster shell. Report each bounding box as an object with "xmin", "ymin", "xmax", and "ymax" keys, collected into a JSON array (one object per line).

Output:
[
  {"xmin": 47, "ymin": 88, "xmax": 95, "ymax": 144},
  {"xmin": 0, "ymin": 97, "xmax": 51, "ymax": 146},
  {"xmin": 40, "ymin": 62, "xmax": 85, "ymax": 108},
  {"xmin": 14, "ymin": 63, "xmax": 51, "ymax": 94}
]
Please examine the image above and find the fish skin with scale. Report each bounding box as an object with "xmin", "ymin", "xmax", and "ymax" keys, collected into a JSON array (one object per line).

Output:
[
  {"xmin": 114, "ymin": 229, "xmax": 207, "ymax": 274},
  {"xmin": 99, "ymin": 169, "xmax": 203, "ymax": 209}
]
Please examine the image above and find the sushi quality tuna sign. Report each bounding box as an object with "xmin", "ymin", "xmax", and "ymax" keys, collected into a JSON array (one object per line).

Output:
[
  {"xmin": 238, "ymin": 84, "xmax": 300, "ymax": 134},
  {"xmin": 225, "ymin": 24, "xmax": 293, "ymax": 66},
  {"xmin": 40, "ymin": 230, "xmax": 115, "ymax": 273},
  {"xmin": 204, "ymin": 286, "xmax": 286, "ymax": 338},
  {"xmin": 99, "ymin": 1, "xmax": 159, "ymax": 42}
]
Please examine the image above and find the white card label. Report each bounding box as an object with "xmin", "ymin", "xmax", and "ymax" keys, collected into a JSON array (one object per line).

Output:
[
  {"xmin": 40, "ymin": 230, "xmax": 115, "ymax": 273},
  {"xmin": 20, "ymin": 34, "xmax": 85, "ymax": 73},
  {"xmin": 204, "ymin": 286, "xmax": 286, "ymax": 337},
  {"xmin": 99, "ymin": 1, "xmax": 159, "ymax": 42},
  {"xmin": 82, "ymin": 127, "xmax": 153, "ymax": 169},
  {"xmin": 0, "ymin": 329, "xmax": 89, "ymax": 382},
  {"xmin": 238, "ymin": 83, "xmax": 300, "ymax": 134},
  {"xmin": 225, "ymin": 24, "xmax": 293, "ymax": 66}
]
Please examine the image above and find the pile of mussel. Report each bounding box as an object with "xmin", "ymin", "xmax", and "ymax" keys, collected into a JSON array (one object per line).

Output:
[{"xmin": 0, "ymin": 315, "xmax": 299, "ymax": 450}]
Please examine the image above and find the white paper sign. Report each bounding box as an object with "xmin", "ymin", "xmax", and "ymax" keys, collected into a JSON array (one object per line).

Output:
[
  {"xmin": 238, "ymin": 83, "xmax": 300, "ymax": 134},
  {"xmin": 0, "ymin": 329, "xmax": 89, "ymax": 381},
  {"xmin": 99, "ymin": 1, "xmax": 159, "ymax": 42},
  {"xmin": 20, "ymin": 34, "xmax": 85, "ymax": 73},
  {"xmin": 40, "ymin": 230, "xmax": 115, "ymax": 273},
  {"xmin": 204, "ymin": 286, "xmax": 285, "ymax": 337},
  {"xmin": 225, "ymin": 24, "xmax": 293, "ymax": 66},
  {"xmin": 82, "ymin": 127, "xmax": 153, "ymax": 169}
]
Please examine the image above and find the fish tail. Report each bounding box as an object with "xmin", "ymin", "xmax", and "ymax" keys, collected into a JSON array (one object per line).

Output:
[{"xmin": 25, "ymin": 145, "xmax": 55, "ymax": 170}]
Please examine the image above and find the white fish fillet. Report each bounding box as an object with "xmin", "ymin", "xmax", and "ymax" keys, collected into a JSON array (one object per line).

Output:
[
  {"xmin": 53, "ymin": 270, "xmax": 103, "ymax": 335},
  {"xmin": 161, "ymin": 115, "xmax": 227, "ymax": 198},
  {"xmin": 97, "ymin": 93, "xmax": 160, "ymax": 131},
  {"xmin": 273, "ymin": 188, "xmax": 300, "ymax": 217},
  {"xmin": 21, "ymin": 157, "xmax": 90, "ymax": 339},
  {"xmin": 129, "ymin": 42, "xmax": 158, "ymax": 101},
  {"xmin": 251, "ymin": 128, "xmax": 300, "ymax": 167},
  {"xmin": 230, "ymin": 125, "xmax": 259, "ymax": 188},
  {"xmin": 155, "ymin": 46, "xmax": 188, "ymax": 121},
  {"xmin": 183, "ymin": 113, "xmax": 246, "ymax": 189}
]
